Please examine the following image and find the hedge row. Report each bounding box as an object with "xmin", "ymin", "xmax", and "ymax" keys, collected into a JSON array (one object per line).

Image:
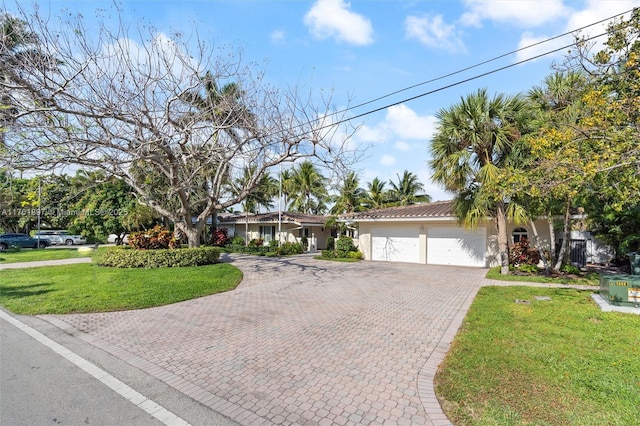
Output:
[{"xmin": 99, "ymin": 246, "xmax": 220, "ymax": 268}]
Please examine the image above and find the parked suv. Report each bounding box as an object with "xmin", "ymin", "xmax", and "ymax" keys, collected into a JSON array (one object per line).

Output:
[
  {"xmin": 33, "ymin": 230, "xmax": 87, "ymax": 246},
  {"xmin": 0, "ymin": 233, "xmax": 51, "ymax": 251}
]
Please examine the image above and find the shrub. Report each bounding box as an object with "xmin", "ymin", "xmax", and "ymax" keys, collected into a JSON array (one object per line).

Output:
[
  {"xmin": 509, "ymin": 238, "xmax": 540, "ymax": 267},
  {"xmin": 248, "ymin": 238, "xmax": 264, "ymax": 248},
  {"xmin": 278, "ymin": 242, "xmax": 303, "ymax": 256},
  {"xmin": 561, "ymin": 264, "xmax": 581, "ymax": 275},
  {"xmin": 99, "ymin": 246, "xmax": 220, "ymax": 268},
  {"xmin": 518, "ymin": 263, "xmax": 539, "ymax": 274},
  {"xmin": 128, "ymin": 225, "xmax": 179, "ymax": 250},
  {"xmin": 326, "ymin": 236, "xmax": 335, "ymax": 250},
  {"xmin": 347, "ymin": 250, "xmax": 364, "ymax": 260},
  {"xmin": 226, "ymin": 244, "xmax": 270, "ymax": 255},
  {"xmin": 211, "ymin": 227, "xmax": 230, "ymax": 247},
  {"xmin": 336, "ymin": 236, "xmax": 356, "ymax": 253},
  {"xmin": 321, "ymin": 249, "xmax": 337, "ymax": 258},
  {"xmin": 320, "ymin": 236, "xmax": 362, "ymax": 260}
]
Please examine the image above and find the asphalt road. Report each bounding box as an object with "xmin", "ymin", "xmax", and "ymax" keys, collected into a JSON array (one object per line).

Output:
[
  {"xmin": 1, "ymin": 316, "xmax": 164, "ymax": 426},
  {"xmin": 0, "ymin": 311, "xmax": 240, "ymax": 426}
]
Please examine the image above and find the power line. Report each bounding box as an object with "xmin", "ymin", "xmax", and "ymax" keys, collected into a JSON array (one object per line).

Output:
[
  {"xmin": 330, "ymin": 29, "xmax": 610, "ymax": 129},
  {"xmin": 334, "ymin": 8, "xmax": 633, "ymax": 119}
]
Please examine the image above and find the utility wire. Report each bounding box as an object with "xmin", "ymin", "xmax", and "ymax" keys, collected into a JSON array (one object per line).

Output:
[
  {"xmin": 330, "ymin": 29, "xmax": 610, "ymax": 129},
  {"xmin": 334, "ymin": 8, "xmax": 633, "ymax": 118}
]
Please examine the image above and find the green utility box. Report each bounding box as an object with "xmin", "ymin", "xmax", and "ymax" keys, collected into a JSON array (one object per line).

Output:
[
  {"xmin": 629, "ymin": 253, "xmax": 640, "ymax": 275},
  {"xmin": 600, "ymin": 274, "xmax": 640, "ymax": 307}
]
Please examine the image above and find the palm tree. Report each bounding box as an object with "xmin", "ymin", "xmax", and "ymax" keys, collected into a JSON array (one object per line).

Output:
[
  {"xmin": 234, "ymin": 166, "xmax": 278, "ymax": 244},
  {"xmin": 179, "ymin": 71, "xmax": 250, "ymax": 233},
  {"xmin": 527, "ymin": 71, "xmax": 587, "ymax": 271},
  {"xmin": 288, "ymin": 161, "xmax": 329, "ymax": 214},
  {"xmin": 330, "ymin": 171, "xmax": 366, "ymax": 214},
  {"xmin": 0, "ymin": 14, "xmax": 57, "ymax": 148},
  {"xmin": 364, "ymin": 177, "xmax": 389, "ymax": 209},
  {"xmin": 280, "ymin": 168, "xmax": 294, "ymax": 211},
  {"xmin": 430, "ymin": 88, "xmax": 531, "ymax": 275},
  {"xmin": 387, "ymin": 170, "xmax": 431, "ymax": 206}
]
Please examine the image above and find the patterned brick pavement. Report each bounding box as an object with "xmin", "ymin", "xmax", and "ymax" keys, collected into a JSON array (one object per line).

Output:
[{"xmin": 42, "ymin": 254, "xmax": 488, "ymax": 425}]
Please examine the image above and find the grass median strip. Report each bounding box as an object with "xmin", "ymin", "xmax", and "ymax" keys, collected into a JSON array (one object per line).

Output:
[
  {"xmin": 0, "ymin": 248, "xmax": 88, "ymax": 263},
  {"xmin": 0, "ymin": 263, "xmax": 242, "ymax": 314},
  {"xmin": 435, "ymin": 286, "xmax": 640, "ymax": 425}
]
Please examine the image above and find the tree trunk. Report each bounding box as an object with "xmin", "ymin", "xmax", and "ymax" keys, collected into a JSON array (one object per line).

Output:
[
  {"xmin": 553, "ymin": 198, "xmax": 572, "ymax": 271},
  {"xmin": 529, "ymin": 218, "xmax": 551, "ymax": 273},
  {"xmin": 175, "ymin": 221, "xmax": 202, "ymax": 248},
  {"xmin": 548, "ymin": 215, "xmax": 556, "ymax": 267},
  {"xmin": 497, "ymin": 202, "xmax": 510, "ymax": 275}
]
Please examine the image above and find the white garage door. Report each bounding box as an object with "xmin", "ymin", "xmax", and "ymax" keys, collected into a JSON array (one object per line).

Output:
[
  {"xmin": 427, "ymin": 227, "xmax": 486, "ymax": 267},
  {"xmin": 372, "ymin": 227, "xmax": 420, "ymax": 263}
]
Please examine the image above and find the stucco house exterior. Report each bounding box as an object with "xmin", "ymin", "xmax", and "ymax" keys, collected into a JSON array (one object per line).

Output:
[
  {"xmin": 340, "ymin": 201, "xmax": 612, "ymax": 268},
  {"xmin": 217, "ymin": 211, "xmax": 332, "ymax": 251}
]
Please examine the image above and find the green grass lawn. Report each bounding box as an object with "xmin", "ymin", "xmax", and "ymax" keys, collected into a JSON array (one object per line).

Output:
[
  {"xmin": 435, "ymin": 286, "xmax": 640, "ymax": 425},
  {"xmin": 0, "ymin": 248, "xmax": 89, "ymax": 263},
  {"xmin": 486, "ymin": 267, "xmax": 600, "ymax": 285},
  {"xmin": 0, "ymin": 262, "xmax": 242, "ymax": 314}
]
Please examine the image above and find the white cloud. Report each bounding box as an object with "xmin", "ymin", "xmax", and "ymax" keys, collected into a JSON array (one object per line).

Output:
[
  {"xmin": 395, "ymin": 141, "xmax": 412, "ymax": 152},
  {"xmin": 460, "ymin": 0, "xmax": 569, "ymax": 28},
  {"xmin": 380, "ymin": 154, "xmax": 396, "ymax": 166},
  {"xmin": 270, "ymin": 30, "xmax": 286, "ymax": 44},
  {"xmin": 384, "ymin": 104, "xmax": 438, "ymax": 140},
  {"xmin": 405, "ymin": 14, "xmax": 466, "ymax": 53},
  {"xmin": 514, "ymin": 1, "xmax": 636, "ymax": 63},
  {"xmin": 304, "ymin": 0, "xmax": 374, "ymax": 45},
  {"xmin": 357, "ymin": 104, "xmax": 436, "ymax": 144}
]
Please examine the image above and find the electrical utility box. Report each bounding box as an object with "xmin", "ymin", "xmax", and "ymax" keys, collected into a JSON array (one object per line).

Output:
[{"xmin": 600, "ymin": 274, "xmax": 640, "ymax": 307}]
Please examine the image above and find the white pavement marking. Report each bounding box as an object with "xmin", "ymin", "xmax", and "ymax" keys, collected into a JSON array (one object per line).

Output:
[{"xmin": 0, "ymin": 310, "xmax": 191, "ymax": 426}]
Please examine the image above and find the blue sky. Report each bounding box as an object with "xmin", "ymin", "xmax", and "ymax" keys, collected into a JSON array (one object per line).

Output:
[{"xmin": 14, "ymin": 0, "xmax": 638, "ymax": 201}]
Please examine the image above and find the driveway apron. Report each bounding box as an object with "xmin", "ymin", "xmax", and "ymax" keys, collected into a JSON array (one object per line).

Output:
[{"xmin": 41, "ymin": 254, "xmax": 485, "ymax": 425}]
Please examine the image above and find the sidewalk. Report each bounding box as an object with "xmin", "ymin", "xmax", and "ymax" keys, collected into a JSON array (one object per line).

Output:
[{"xmin": 0, "ymin": 257, "xmax": 92, "ymax": 270}]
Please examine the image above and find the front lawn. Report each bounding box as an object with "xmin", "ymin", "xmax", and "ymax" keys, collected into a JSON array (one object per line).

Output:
[
  {"xmin": 435, "ymin": 286, "xmax": 640, "ymax": 425},
  {"xmin": 0, "ymin": 262, "xmax": 242, "ymax": 314}
]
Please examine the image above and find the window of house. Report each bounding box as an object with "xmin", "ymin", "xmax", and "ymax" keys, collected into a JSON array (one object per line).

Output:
[
  {"xmin": 298, "ymin": 227, "xmax": 310, "ymax": 238},
  {"xmin": 512, "ymin": 227, "xmax": 528, "ymax": 243},
  {"xmin": 259, "ymin": 225, "xmax": 275, "ymax": 242}
]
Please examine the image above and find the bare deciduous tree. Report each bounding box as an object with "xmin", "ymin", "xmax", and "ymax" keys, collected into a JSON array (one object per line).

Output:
[{"xmin": 1, "ymin": 6, "xmax": 361, "ymax": 246}]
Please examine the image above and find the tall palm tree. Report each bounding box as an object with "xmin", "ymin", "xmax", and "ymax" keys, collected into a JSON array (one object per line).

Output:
[
  {"xmin": 430, "ymin": 88, "xmax": 531, "ymax": 275},
  {"xmin": 0, "ymin": 14, "xmax": 42, "ymax": 147},
  {"xmin": 280, "ymin": 168, "xmax": 294, "ymax": 211},
  {"xmin": 387, "ymin": 170, "xmax": 431, "ymax": 206},
  {"xmin": 527, "ymin": 71, "xmax": 587, "ymax": 271},
  {"xmin": 179, "ymin": 71, "xmax": 250, "ymax": 232},
  {"xmin": 364, "ymin": 177, "xmax": 388, "ymax": 209},
  {"xmin": 234, "ymin": 166, "xmax": 278, "ymax": 244},
  {"xmin": 330, "ymin": 171, "xmax": 366, "ymax": 214},
  {"xmin": 288, "ymin": 161, "xmax": 328, "ymax": 214}
]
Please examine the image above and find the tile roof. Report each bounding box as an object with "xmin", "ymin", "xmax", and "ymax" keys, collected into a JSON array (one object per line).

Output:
[
  {"xmin": 340, "ymin": 200, "xmax": 454, "ymax": 220},
  {"xmin": 218, "ymin": 211, "xmax": 327, "ymax": 225}
]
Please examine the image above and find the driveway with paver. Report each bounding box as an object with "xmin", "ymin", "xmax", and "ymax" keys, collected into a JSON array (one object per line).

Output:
[{"xmin": 42, "ymin": 254, "xmax": 487, "ymax": 425}]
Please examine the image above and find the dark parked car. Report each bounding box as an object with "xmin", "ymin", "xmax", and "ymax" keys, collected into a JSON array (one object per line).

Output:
[{"xmin": 0, "ymin": 233, "xmax": 51, "ymax": 251}]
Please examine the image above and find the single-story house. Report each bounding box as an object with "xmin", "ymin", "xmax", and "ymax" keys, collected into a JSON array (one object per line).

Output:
[
  {"xmin": 217, "ymin": 211, "xmax": 332, "ymax": 251},
  {"xmin": 340, "ymin": 201, "xmax": 613, "ymax": 268}
]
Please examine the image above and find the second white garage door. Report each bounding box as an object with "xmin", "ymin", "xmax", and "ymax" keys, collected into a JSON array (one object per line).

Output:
[
  {"xmin": 372, "ymin": 227, "xmax": 420, "ymax": 263},
  {"xmin": 427, "ymin": 227, "xmax": 487, "ymax": 267}
]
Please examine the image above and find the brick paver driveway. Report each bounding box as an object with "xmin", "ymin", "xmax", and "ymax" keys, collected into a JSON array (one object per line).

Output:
[{"xmin": 43, "ymin": 254, "xmax": 487, "ymax": 425}]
